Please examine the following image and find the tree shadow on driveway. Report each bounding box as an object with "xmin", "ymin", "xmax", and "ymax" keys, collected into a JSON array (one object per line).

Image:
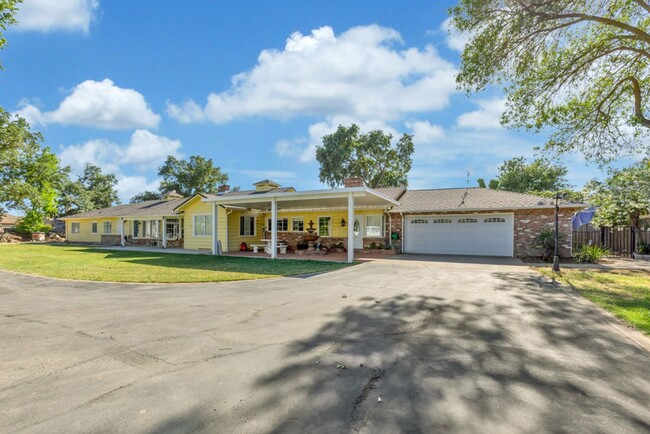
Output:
[{"xmin": 246, "ymin": 271, "xmax": 650, "ymax": 433}]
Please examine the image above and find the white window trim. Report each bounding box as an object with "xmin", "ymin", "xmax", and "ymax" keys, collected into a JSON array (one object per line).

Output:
[
  {"xmin": 103, "ymin": 221, "xmax": 112, "ymax": 234},
  {"xmin": 292, "ymin": 217, "xmax": 304, "ymax": 232},
  {"xmin": 240, "ymin": 215, "xmax": 256, "ymax": 237},
  {"xmin": 365, "ymin": 215, "xmax": 383, "ymax": 237},
  {"xmin": 91, "ymin": 221, "xmax": 98, "ymax": 234},
  {"xmin": 193, "ymin": 215, "xmax": 213, "ymax": 237},
  {"xmin": 318, "ymin": 216, "xmax": 332, "ymax": 238},
  {"xmin": 71, "ymin": 222, "xmax": 80, "ymax": 234},
  {"xmin": 267, "ymin": 217, "xmax": 289, "ymax": 232}
]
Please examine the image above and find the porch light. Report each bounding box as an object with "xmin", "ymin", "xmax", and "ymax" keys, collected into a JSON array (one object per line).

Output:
[{"xmin": 341, "ymin": 218, "xmax": 346, "ymax": 227}]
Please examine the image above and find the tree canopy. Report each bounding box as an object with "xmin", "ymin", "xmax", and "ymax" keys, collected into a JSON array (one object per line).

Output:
[
  {"xmin": 59, "ymin": 164, "xmax": 120, "ymax": 215},
  {"xmin": 483, "ymin": 156, "xmax": 570, "ymax": 193},
  {"xmin": 450, "ymin": 0, "xmax": 650, "ymax": 161},
  {"xmin": 585, "ymin": 160, "xmax": 650, "ymax": 227},
  {"xmin": 0, "ymin": 108, "xmax": 67, "ymax": 231},
  {"xmin": 316, "ymin": 124, "xmax": 415, "ymax": 188},
  {"xmin": 130, "ymin": 191, "xmax": 160, "ymax": 203},
  {"xmin": 158, "ymin": 155, "xmax": 229, "ymax": 197}
]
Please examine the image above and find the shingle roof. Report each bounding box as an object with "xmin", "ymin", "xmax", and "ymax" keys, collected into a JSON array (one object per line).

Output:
[
  {"xmin": 209, "ymin": 187, "xmax": 296, "ymax": 197},
  {"xmin": 61, "ymin": 198, "xmax": 187, "ymax": 219},
  {"xmin": 390, "ymin": 188, "xmax": 582, "ymax": 213},
  {"xmin": 0, "ymin": 214, "xmax": 20, "ymax": 225},
  {"xmin": 373, "ymin": 187, "xmax": 407, "ymax": 201}
]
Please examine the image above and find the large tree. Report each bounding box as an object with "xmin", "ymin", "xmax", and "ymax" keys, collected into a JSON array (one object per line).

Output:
[
  {"xmin": 585, "ymin": 160, "xmax": 650, "ymax": 228},
  {"xmin": 491, "ymin": 156, "xmax": 570, "ymax": 193},
  {"xmin": 450, "ymin": 0, "xmax": 650, "ymax": 161},
  {"xmin": 0, "ymin": 109, "xmax": 68, "ymax": 230},
  {"xmin": 59, "ymin": 164, "xmax": 120, "ymax": 215},
  {"xmin": 158, "ymin": 155, "xmax": 228, "ymax": 197},
  {"xmin": 316, "ymin": 124, "xmax": 415, "ymax": 188}
]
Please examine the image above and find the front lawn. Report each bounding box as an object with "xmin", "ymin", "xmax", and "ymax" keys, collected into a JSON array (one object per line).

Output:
[
  {"xmin": 0, "ymin": 244, "xmax": 351, "ymax": 283},
  {"xmin": 538, "ymin": 268, "xmax": 650, "ymax": 335}
]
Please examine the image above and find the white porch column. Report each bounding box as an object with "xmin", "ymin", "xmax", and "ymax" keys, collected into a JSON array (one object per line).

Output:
[
  {"xmin": 347, "ymin": 193, "xmax": 355, "ymax": 263},
  {"xmin": 271, "ymin": 198, "xmax": 278, "ymax": 259},
  {"xmin": 162, "ymin": 217, "xmax": 167, "ymax": 249},
  {"xmin": 120, "ymin": 218, "xmax": 125, "ymax": 247},
  {"xmin": 212, "ymin": 202, "xmax": 219, "ymax": 255}
]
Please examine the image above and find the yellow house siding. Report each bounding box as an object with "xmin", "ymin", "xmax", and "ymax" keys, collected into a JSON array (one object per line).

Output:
[
  {"xmin": 183, "ymin": 201, "xmax": 228, "ymax": 251},
  {"xmin": 227, "ymin": 211, "xmax": 264, "ymax": 252},
  {"xmin": 66, "ymin": 217, "xmax": 119, "ymax": 243}
]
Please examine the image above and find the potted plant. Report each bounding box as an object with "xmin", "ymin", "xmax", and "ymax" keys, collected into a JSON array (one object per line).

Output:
[{"xmin": 334, "ymin": 241, "xmax": 345, "ymax": 253}]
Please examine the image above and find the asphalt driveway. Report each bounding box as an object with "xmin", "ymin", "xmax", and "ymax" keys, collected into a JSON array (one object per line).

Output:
[{"xmin": 1, "ymin": 257, "xmax": 649, "ymax": 433}]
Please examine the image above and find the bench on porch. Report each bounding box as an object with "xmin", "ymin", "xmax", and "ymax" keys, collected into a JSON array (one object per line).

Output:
[{"xmin": 255, "ymin": 240, "xmax": 288, "ymax": 254}]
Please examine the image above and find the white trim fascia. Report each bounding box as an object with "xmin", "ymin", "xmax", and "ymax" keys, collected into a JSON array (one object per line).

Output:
[
  {"xmin": 201, "ymin": 186, "xmax": 399, "ymax": 206},
  {"xmin": 391, "ymin": 205, "xmax": 586, "ymax": 214}
]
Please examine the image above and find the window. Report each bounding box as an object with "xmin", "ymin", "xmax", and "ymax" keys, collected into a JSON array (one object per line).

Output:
[
  {"xmin": 410, "ymin": 219, "xmax": 429, "ymax": 224},
  {"xmin": 103, "ymin": 221, "xmax": 112, "ymax": 234},
  {"xmin": 458, "ymin": 218, "xmax": 478, "ymax": 223},
  {"xmin": 292, "ymin": 217, "xmax": 304, "ymax": 232},
  {"xmin": 240, "ymin": 216, "xmax": 255, "ymax": 236},
  {"xmin": 484, "ymin": 217, "xmax": 506, "ymax": 223},
  {"xmin": 134, "ymin": 221, "xmax": 140, "ymax": 237},
  {"xmin": 91, "ymin": 222, "xmax": 98, "ymax": 233},
  {"xmin": 166, "ymin": 219, "xmax": 180, "ymax": 239},
  {"xmin": 432, "ymin": 218, "xmax": 452, "ymax": 224},
  {"xmin": 365, "ymin": 215, "xmax": 383, "ymax": 237},
  {"xmin": 71, "ymin": 222, "xmax": 80, "ymax": 233},
  {"xmin": 267, "ymin": 217, "xmax": 288, "ymax": 232},
  {"xmin": 194, "ymin": 215, "xmax": 213, "ymax": 237},
  {"xmin": 318, "ymin": 217, "xmax": 331, "ymax": 237}
]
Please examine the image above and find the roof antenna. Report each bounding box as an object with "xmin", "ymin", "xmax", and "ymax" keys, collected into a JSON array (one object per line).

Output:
[{"xmin": 458, "ymin": 169, "xmax": 470, "ymax": 208}]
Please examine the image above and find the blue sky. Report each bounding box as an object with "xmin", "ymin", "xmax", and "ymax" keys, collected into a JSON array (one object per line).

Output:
[{"xmin": 1, "ymin": 0, "xmax": 616, "ymax": 202}]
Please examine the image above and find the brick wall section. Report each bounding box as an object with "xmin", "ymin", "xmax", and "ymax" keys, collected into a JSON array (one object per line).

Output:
[
  {"xmin": 388, "ymin": 207, "xmax": 582, "ymax": 258},
  {"xmin": 513, "ymin": 208, "xmax": 577, "ymax": 258}
]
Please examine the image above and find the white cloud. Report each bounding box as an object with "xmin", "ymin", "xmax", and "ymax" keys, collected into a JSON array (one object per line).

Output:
[
  {"xmin": 16, "ymin": 0, "xmax": 99, "ymax": 33},
  {"xmin": 405, "ymin": 120, "xmax": 445, "ymax": 145},
  {"xmin": 168, "ymin": 25, "xmax": 457, "ymax": 124},
  {"xmin": 17, "ymin": 79, "xmax": 160, "ymax": 130},
  {"xmin": 166, "ymin": 99, "xmax": 205, "ymax": 124},
  {"xmin": 456, "ymin": 98, "xmax": 507, "ymax": 130},
  {"xmin": 59, "ymin": 130, "xmax": 182, "ymax": 173},
  {"xmin": 116, "ymin": 176, "xmax": 160, "ymax": 202},
  {"xmin": 59, "ymin": 130, "xmax": 182, "ymax": 202},
  {"xmin": 440, "ymin": 17, "xmax": 473, "ymax": 52}
]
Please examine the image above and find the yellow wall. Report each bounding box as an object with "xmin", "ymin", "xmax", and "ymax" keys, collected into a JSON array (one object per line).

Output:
[
  {"xmin": 65, "ymin": 217, "xmax": 120, "ymax": 243},
  {"xmin": 226, "ymin": 208, "xmax": 386, "ymax": 250},
  {"xmin": 182, "ymin": 199, "xmax": 228, "ymax": 252}
]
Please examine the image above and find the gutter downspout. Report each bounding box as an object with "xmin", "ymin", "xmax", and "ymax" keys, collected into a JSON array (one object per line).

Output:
[
  {"xmin": 384, "ymin": 209, "xmax": 391, "ymax": 247},
  {"xmin": 400, "ymin": 212, "xmax": 405, "ymax": 253}
]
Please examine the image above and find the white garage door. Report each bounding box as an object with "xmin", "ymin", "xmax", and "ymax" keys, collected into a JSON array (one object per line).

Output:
[{"xmin": 405, "ymin": 214, "xmax": 514, "ymax": 257}]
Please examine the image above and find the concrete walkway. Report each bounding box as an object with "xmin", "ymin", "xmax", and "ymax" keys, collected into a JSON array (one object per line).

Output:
[{"xmin": 1, "ymin": 258, "xmax": 649, "ymax": 433}]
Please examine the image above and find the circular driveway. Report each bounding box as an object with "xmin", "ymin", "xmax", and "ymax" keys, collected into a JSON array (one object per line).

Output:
[{"xmin": 1, "ymin": 257, "xmax": 649, "ymax": 433}]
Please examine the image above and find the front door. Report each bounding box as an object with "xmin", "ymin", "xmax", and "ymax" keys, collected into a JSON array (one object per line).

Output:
[{"xmin": 353, "ymin": 215, "xmax": 363, "ymax": 249}]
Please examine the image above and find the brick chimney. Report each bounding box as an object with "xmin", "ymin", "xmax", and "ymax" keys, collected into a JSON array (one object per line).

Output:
[
  {"xmin": 217, "ymin": 184, "xmax": 231, "ymax": 194},
  {"xmin": 343, "ymin": 177, "xmax": 365, "ymax": 188}
]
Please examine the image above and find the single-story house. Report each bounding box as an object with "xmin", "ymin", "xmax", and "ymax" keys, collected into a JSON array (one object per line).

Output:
[
  {"xmin": 61, "ymin": 178, "xmax": 585, "ymax": 263},
  {"xmin": 0, "ymin": 214, "xmax": 20, "ymax": 232}
]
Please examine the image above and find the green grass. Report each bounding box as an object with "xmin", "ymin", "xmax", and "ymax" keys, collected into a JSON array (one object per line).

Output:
[
  {"xmin": 0, "ymin": 244, "xmax": 352, "ymax": 283},
  {"xmin": 538, "ymin": 268, "xmax": 650, "ymax": 335}
]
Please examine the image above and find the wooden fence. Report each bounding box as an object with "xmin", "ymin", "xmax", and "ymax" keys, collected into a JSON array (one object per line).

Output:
[{"xmin": 572, "ymin": 225, "xmax": 650, "ymax": 257}]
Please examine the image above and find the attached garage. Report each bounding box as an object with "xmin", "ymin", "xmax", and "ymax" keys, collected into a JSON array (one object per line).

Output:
[{"xmin": 404, "ymin": 213, "xmax": 514, "ymax": 257}]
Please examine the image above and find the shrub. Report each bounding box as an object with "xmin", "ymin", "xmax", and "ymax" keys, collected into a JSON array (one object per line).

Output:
[
  {"xmin": 574, "ymin": 244, "xmax": 610, "ymax": 263},
  {"xmin": 533, "ymin": 228, "xmax": 563, "ymax": 262},
  {"xmin": 638, "ymin": 240, "xmax": 650, "ymax": 255},
  {"xmin": 14, "ymin": 211, "xmax": 50, "ymax": 236}
]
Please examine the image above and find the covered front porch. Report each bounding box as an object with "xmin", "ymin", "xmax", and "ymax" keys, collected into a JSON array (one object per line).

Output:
[{"xmin": 203, "ymin": 187, "xmax": 398, "ymax": 263}]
